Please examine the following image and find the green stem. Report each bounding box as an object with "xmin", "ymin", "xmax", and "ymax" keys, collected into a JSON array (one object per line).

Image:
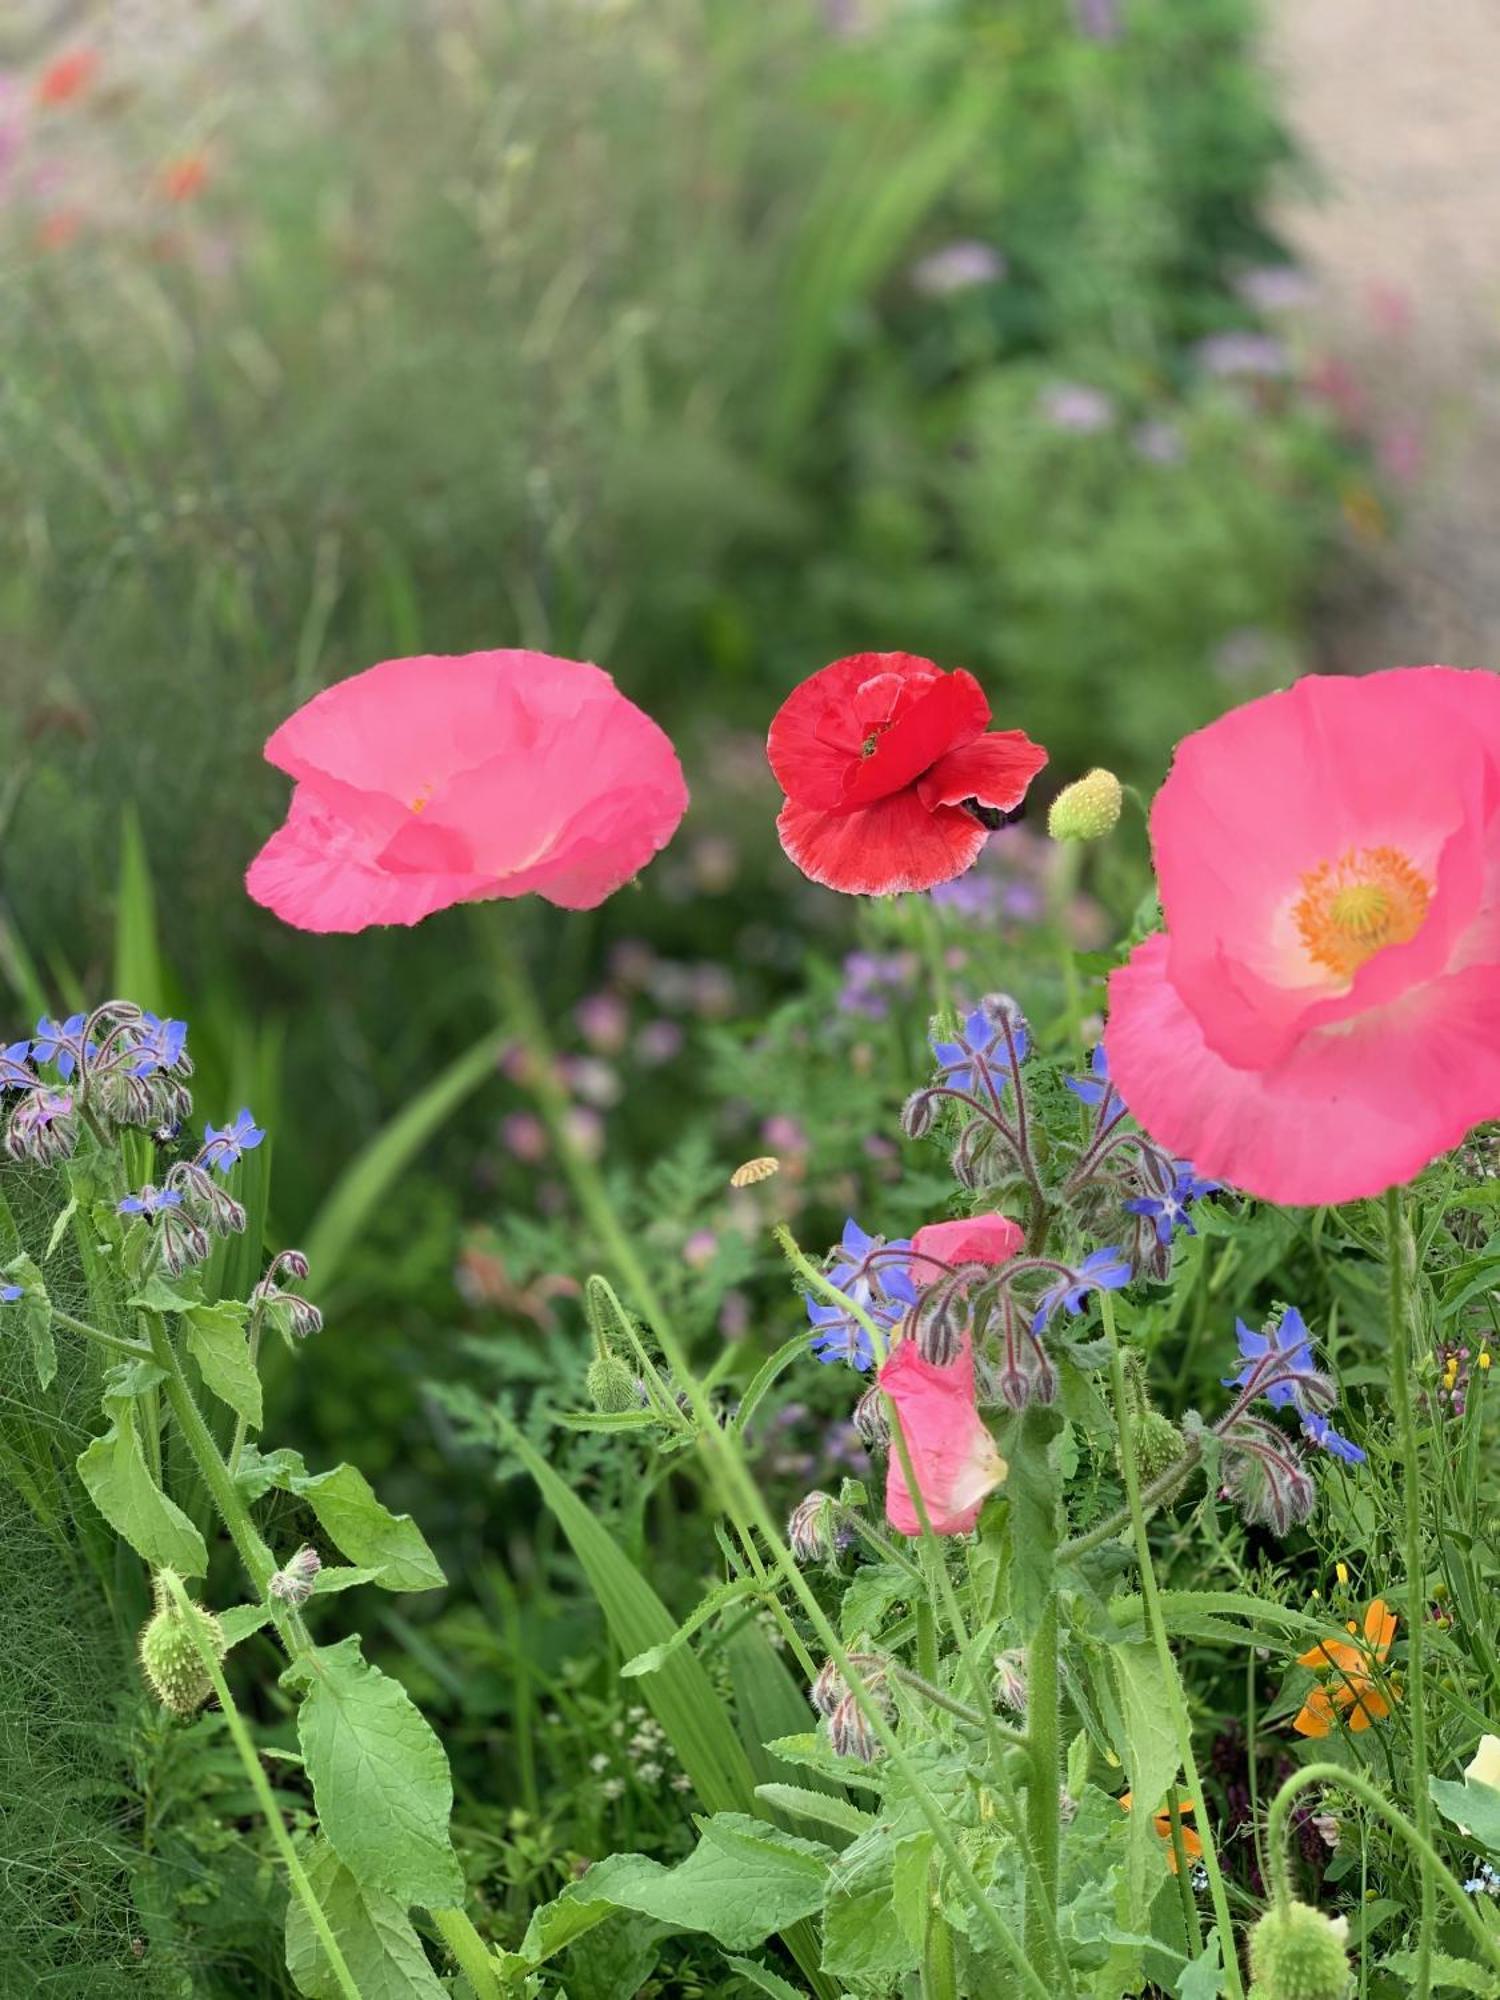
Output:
[
  {"xmin": 1103, "ymin": 1292, "xmax": 1245, "ymax": 1999},
  {"xmin": 1166, "ymin": 1784, "xmax": 1202, "ymax": 1956},
  {"xmin": 1026, "ymin": 1593, "xmax": 1061, "ymax": 1979},
  {"xmin": 431, "ymin": 1906, "xmax": 501, "ymax": 1997},
  {"xmin": 51, "ymin": 1306, "xmax": 153, "ymax": 1361},
  {"xmin": 1385, "ymin": 1185, "xmax": 1434, "ymax": 2000},
  {"xmin": 1056, "ymin": 1439, "xmax": 1202, "ymax": 1561},
  {"xmin": 1266, "ymin": 1764, "xmax": 1500, "ymax": 1978},
  {"xmin": 157, "ymin": 1573, "xmax": 361, "ymax": 2000},
  {"xmin": 492, "ymin": 932, "xmax": 1054, "ymax": 2000}
]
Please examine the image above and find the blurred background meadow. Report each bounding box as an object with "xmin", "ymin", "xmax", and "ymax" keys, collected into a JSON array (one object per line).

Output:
[{"xmin": 0, "ymin": 0, "xmax": 1483, "ymax": 1991}]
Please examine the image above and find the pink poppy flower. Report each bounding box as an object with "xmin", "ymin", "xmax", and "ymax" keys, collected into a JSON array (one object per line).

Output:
[
  {"xmin": 1106, "ymin": 667, "xmax": 1500, "ymax": 1205},
  {"xmin": 879, "ymin": 1334, "xmax": 1007, "ymax": 1536},
  {"xmin": 247, "ymin": 651, "xmax": 688, "ymax": 932},
  {"xmin": 767, "ymin": 652, "xmax": 1047, "ymax": 896},
  {"xmin": 911, "ymin": 1211, "xmax": 1024, "ymax": 1276}
]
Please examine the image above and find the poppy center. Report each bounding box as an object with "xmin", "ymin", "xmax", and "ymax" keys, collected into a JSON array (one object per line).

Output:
[{"xmin": 1293, "ymin": 845, "xmax": 1431, "ymax": 978}]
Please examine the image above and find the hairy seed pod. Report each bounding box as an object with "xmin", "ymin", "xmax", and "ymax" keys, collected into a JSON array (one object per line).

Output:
[
  {"xmin": 1247, "ymin": 1902, "xmax": 1352, "ymax": 2000},
  {"xmin": 139, "ymin": 1573, "xmax": 225, "ymax": 1715}
]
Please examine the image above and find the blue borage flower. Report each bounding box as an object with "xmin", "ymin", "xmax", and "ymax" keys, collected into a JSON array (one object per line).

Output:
[
  {"xmin": 930, "ymin": 1002, "xmax": 1028, "ymax": 1100},
  {"xmin": 117, "ymin": 1185, "xmax": 184, "ymax": 1219},
  {"xmin": 1065, "ymin": 1042, "xmax": 1117, "ymax": 1110},
  {"xmin": 125, "ymin": 1013, "xmax": 190, "ymax": 1078},
  {"xmin": 1031, "ymin": 1245, "xmax": 1131, "ymax": 1332},
  {"xmin": 1222, "ymin": 1307, "xmax": 1365, "ymax": 1464},
  {"xmin": 1300, "ymin": 1411, "xmax": 1365, "ymax": 1464},
  {"xmin": 0, "ymin": 1041, "xmax": 34, "ymax": 1091},
  {"xmin": 806, "ymin": 1216, "xmax": 916, "ymax": 1372},
  {"xmin": 200, "ymin": 1108, "xmax": 266, "ymax": 1176},
  {"xmin": 1125, "ymin": 1161, "xmax": 1219, "ymax": 1246},
  {"xmin": 32, "ymin": 1013, "xmax": 96, "ymax": 1080},
  {"xmin": 0, "ymin": 1284, "xmax": 22, "ymax": 1305}
]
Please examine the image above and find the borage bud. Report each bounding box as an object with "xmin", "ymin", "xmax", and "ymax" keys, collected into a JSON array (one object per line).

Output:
[
  {"xmin": 827, "ymin": 1692, "xmax": 881, "ymax": 1764},
  {"xmin": 6, "ymin": 1088, "xmax": 78, "ymax": 1165},
  {"xmin": 852, "ymin": 1383, "xmax": 889, "ymax": 1450},
  {"xmin": 810, "ymin": 1658, "xmax": 845, "ymax": 1717},
  {"xmin": 787, "ymin": 1490, "xmax": 844, "ymax": 1566},
  {"xmin": 1047, "ymin": 768, "xmax": 1123, "ymax": 843},
  {"xmin": 978, "ymin": 992, "xmax": 1029, "ymax": 1047},
  {"xmin": 269, "ymin": 1545, "xmax": 322, "ymax": 1609},
  {"xmin": 993, "ymin": 1648, "xmax": 1027, "ymax": 1716},
  {"xmin": 139, "ymin": 1572, "xmax": 226, "ymax": 1715},
  {"xmin": 283, "ymin": 1293, "xmax": 323, "ymax": 1341},
  {"xmin": 158, "ymin": 1208, "xmax": 212, "ymax": 1278},
  {"xmin": 1247, "ymin": 1901, "xmax": 1352, "ymax": 2000},
  {"xmin": 901, "ymin": 1090, "xmax": 937, "ymax": 1141},
  {"xmin": 1223, "ymin": 1419, "xmax": 1316, "ymax": 1536}
]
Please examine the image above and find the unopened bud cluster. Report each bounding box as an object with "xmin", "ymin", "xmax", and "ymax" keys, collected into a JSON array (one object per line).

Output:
[
  {"xmin": 809, "ymin": 1652, "xmax": 888, "ymax": 1764},
  {"xmin": 251, "ymin": 1250, "xmax": 322, "ymax": 1343},
  {"xmin": 269, "ymin": 1545, "xmax": 322, "ymax": 1608}
]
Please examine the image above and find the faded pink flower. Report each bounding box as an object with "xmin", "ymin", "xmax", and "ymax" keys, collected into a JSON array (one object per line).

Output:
[
  {"xmin": 1107, "ymin": 667, "xmax": 1500, "ymax": 1204},
  {"xmin": 911, "ymin": 1212, "xmax": 1024, "ymax": 1276},
  {"xmin": 247, "ymin": 651, "xmax": 688, "ymax": 932},
  {"xmin": 879, "ymin": 1334, "xmax": 1007, "ymax": 1536}
]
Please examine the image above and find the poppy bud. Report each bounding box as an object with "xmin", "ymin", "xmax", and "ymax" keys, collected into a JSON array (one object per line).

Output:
[
  {"xmin": 1247, "ymin": 1901, "xmax": 1351, "ymax": 2000},
  {"xmin": 139, "ymin": 1573, "xmax": 225, "ymax": 1715},
  {"xmin": 1048, "ymin": 768, "xmax": 1123, "ymax": 842},
  {"xmin": 587, "ymin": 1351, "xmax": 640, "ymax": 1414}
]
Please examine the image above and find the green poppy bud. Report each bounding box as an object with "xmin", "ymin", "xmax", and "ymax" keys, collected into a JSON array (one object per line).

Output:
[
  {"xmin": 138, "ymin": 1573, "xmax": 226, "ymax": 1716},
  {"xmin": 1248, "ymin": 1901, "xmax": 1352, "ymax": 2000},
  {"xmin": 586, "ymin": 1351, "xmax": 640, "ymax": 1414},
  {"xmin": 1048, "ymin": 768, "xmax": 1123, "ymax": 842}
]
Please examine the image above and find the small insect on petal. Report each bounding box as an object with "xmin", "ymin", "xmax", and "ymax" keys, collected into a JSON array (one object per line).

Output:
[{"xmin": 730, "ymin": 1155, "xmax": 780, "ymax": 1188}]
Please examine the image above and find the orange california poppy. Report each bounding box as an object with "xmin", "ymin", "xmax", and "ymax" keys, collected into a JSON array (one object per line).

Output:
[
  {"xmin": 35, "ymin": 50, "xmax": 98, "ymax": 108},
  {"xmin": 1293, "ymin": 1597, "xmax": 1398, "ymax": 1737},
  {"xmin": 1119, "ymin": 1792, "xmax": 1203, "ymax": 1873}
]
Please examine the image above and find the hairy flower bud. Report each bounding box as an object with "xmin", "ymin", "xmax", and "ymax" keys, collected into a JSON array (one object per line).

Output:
[
  {"xmin": 1224, "ymin": 1419, "xmax": 1316, "ymax": 1535},
  {"xmin": 276, "ymin": 1249, "xmax": 311, "ymax": 1282},
  {"xmin": 139, "ymin": 1573, "xmax": 226, "ymax": 1715},
  {"xmin": 1048, "ymin": 768, "xmax": 1123, "ymax": 843},
  {"xmin": 810, "ymin": 1658, "xmax": 846, "ymax": 1717},
  {"xmin": 788, "ymin": 1490, "xmax": 845, "ymax": 1565},
  {"xmin": 852, "ymin": 1384, "xmax": 890, "ymax": 1450},
  {"xmin": 159, "ymin": 1209, "xmax": 212, "ymax": 1277},
  {"xmin": 901, "ymin": 1089, "xmax": 937, "ymax": 1140},
  {"xmin": 993, "ymin": 1649, "xmax": 1028, "ymax": 1715},
  {"xmin": 1247, "ymin": 1901, "xmax": 1351, "ymax": 2000},
  {"xmin": 269, "ymin": 1545, "xmax": 322, "ymax": 1609},
  {"xmin": 827, "ymin": 1691, "xmax": 880, "ymax": 1764},
  {"xmin": 587, "ymin": 1351, "xmax": 640, "ymax": 1414}
]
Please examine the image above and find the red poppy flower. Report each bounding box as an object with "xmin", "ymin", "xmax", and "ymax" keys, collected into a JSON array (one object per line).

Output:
[
  {"xmin": 35, "ymin": 50, "xmax": 98, "ymax": 108},
  {"xmin": 767, "ymin": 652, "xmax": 1046, "ymax": 894}
]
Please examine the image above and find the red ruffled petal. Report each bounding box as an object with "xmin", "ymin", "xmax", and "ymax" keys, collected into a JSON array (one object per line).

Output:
[
  {"xmin": 767, "ymin": 653, "xmax": 988, "ymax": 813},
  {"xmin": 776, "ymin": 789, "xmax": 987, "ymax": 896},
  {"xmin": 917, "ymin": 730, "xmax": 1049, "ymax": 813}
]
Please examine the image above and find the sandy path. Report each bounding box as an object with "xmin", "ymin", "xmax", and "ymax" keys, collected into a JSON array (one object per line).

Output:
[{"xmin": 1265, "ymin": 0, "xmax": 1500, "ymax": 668}]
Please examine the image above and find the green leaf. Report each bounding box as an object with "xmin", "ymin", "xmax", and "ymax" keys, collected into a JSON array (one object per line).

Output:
[
  {"xmin": 184, "ymin": 1301, "xmax": 262, "ymax": 1428},
  {"xmin": 822, "ymin": 1878, "xmax": 917, "ymax": 1983},
  {"xmin": 621, "ymin": 1576, "xmax": 761, "ymax": 1677},
  {"xmin": 1382, "ymin": 1949, "xmax": 1494, "ymax": 1994},
  {"xmin": 752, "ymin": 1785, "xmax": 877, "ymax": 1837},
  {"xmin": 222, "ymin": 1568, "xmax": 380, "ymax": 1651},
  {"xmin": 537, "ymin": 1814, "xmax": 832, "ymax": 1952},
  {"xmin": 1431, "ymin": 1776, "xmax": 1500, "ymax": 1853},
  {"xmin": 1177, "ymin": 1939, "xmax": 1224, "ymax": 1999},
  {"xmin": 76, "ymin": 1386, "xmax": 207, "ymax": 1576},
  {"xmin": 1109, "ymin": 1642, "xmax": 1180, "ymax": 1920},
  {"xmin": 240, "ymin": 1448, "xmax": 443, "ymax": 1592},
  {"xmin": 4, "ymin": 1255, "xmax": 55, "ymax": 1391},
  {"xmin": 114, "ymin": 803, "xmax": 168, "ymax": 1014},
  {"xmin": 723, "ymin": 1957, "xmax": 807, "ymax": 2000},
  {"xmin": 303, "ymin": 1031, "xmax": 505, "ymax": 1291},
  {"xmin": 285, "ymin": 1635, "xmax": 463, "ymax": 1909},
  {"xmin": 998, "ymin": 1405, "xmax": 1062, "ymax": 1629},
  {"xmin": 129, "ymin": 1276, "xmax": 201, "ymax": 1315},
  {"xmin": 44, "ymin": 1197, "xmax": 77, "ymax": 1262},
  {"xmin": 285, "ymin": 1836, "xmax": 447, "ymax": 2000}
]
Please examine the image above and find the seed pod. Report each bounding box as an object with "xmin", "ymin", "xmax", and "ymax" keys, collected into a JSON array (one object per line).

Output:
[
  {"xmin": 139, "ymin": 1573, "xmax": 226, "ymax": 1715},
  {"xmin": 1247, "ymin": 1901, "xmax": 1352, "ymax": 2000}
]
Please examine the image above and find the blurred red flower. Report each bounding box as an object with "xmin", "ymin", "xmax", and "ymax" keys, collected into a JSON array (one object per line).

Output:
[
  {"xmin": 35, "ymin": 50, "xmax": 98, "ymax": 108},
  {"xmin": 158, "ymin": 154, "xmax": 210, "ymax": 202},
  {"xmin": 767, "ymin": 651, "xmax": 1046, "ymax": 895}
]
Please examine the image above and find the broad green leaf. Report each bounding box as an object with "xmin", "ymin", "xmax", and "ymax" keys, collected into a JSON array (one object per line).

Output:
[
  {"xmin": 184, "ymin": 1301, "xmax": 262, "ymax": 1428},
  {"xmin": 997, "ymin": 1405, "xmax": 1063, "ymax": 1629},
  {"xmin": 765, "ymin": 1731, "xmax": 889, "ymax": 1792},
  {"xmin": 1431, "ymin": 1776, "xmax": 1500, "ymax": 1854},
  {"xmin": 285, "ymin": 1634, "xmax": 463, "ymax": 1909},
  {"xmin": 239, "ymin": 1447, "xmax": 443, "ymax": 1592},
  {"xmin": 621, "ymin": 1576, "xmax": 761, "ymax": 1677},
  {"xmin": 1177, "ymin": 1939, "xmax": 1224, "ymax": 1999},
  {"xmin": 5, "ymin": 1255, "xmax": 55, "ymax": 1391},
  {"xmin": 303, "ymin": 1031, "xmax": 505, "ymax": 1290},
  {"xmin": 1110, "ymin": 1642, "xmax": 1180, "ymax": 1921},
  {"xmin": 130, "ymin": 1276, "xmax": 202, "ymax": 1315},
  {"xmin": 76, "ymin": 1388, "xmax": 207, "ymax": 1576},
  {"xmin": 285, "ymin": 1836, "xmax": 447, "ymax": 2000},
  {"xmin": 540, "ymin": 1813, "xmax": 832, "ymax": 1951},
  {"xmin": 822, "ymin": 1877, "xmax": 917, "ymax": 1983},
  {"xmin": 890, "ymin": 1831, "xmax": 936, "ymax": 1951},
  {"xmin": 753, "ymin": 1785, "xmax": 877, "ymax": 1836}
]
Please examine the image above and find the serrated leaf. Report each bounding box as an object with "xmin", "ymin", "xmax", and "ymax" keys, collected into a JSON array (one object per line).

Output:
[
  {"xmin": 238, "ymin": 1447, "xmax": 443, "ymax": 1592},
  {"xmin": 822, "ymin": 1877, "xmax": 917, "ymax": 1983},
  {"xmin": 1177, "ymin": 1938, "xmax": 1224, "ymax": 1999},
  {"xmin": 723, "ymin": 1956, "xmax": 807, "ymax": 2000},
  {"xmin": 285, "ymin": 1635, "xmax": 463, "ymax": 1909},
  {"xmin": 621, "ymin": 1576, "xmax": 761, "ymax": 1678},
  {"xmin": 184, "ymin": 1302, "xmax": 262, "ymax": 1427},
  {"xmin": 44, "ymin": 1198, "xmax": 77, "ymax": 1262},
  {"xmin": 1382, "ymin": 1949, "xmax": 1494, "ymax": 1994},
  {"xmin": 1109, "ymin": 1642, "xmax": 1179, "ymax": 1922},
  {"xmin": 753, "ymin": 1785, "xmax": 877, "ymax": 1836},
  {"xmin": 76, "ymin": 1388, "xmax": 207, "ymax": 1575},
  {"xmin": 285, "ymin": 1836, "xmax": 447, "ymax": 2000}
]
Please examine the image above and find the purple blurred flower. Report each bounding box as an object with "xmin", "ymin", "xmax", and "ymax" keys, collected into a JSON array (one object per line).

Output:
[
  {"xmin": 1039, "ymin": 382, "xmax": 1116, "ymax": 434},
  {"xmin": 500, "ymin": 1111, "xmax": 548, "ymax": 1163},
  {"xmin": 634, "ymin": 1019, "xmax": 684, "ymax": 1066},
  {"xmin": 574, "ymin": 991, "xmax": 630, "ymax": 1054},
  {"xmin": 682, "ymin": 1229, "xmax": 719, "ymax": 1271},
  {"xmin": 1073, "ymin": 0, "xmax": 1122, "ymax": 42},
  {"xmin": 837, "ymin": 950, "xmax": 917, "ymax": 1020},
  {"xmin": 762, "ymin": 1113, "xmax": 809, "ymax": 1156},
  {"xmin": 911, "ymin": 239, "xmax": 1008, "ymax": 298},
  {"xmin": 1235, "ymin": 265, "xmax": 1315, "ymax": 314},
  {"xmin": 1194, "ymin": 331, "xmax": 1290, "ymax": 380}
]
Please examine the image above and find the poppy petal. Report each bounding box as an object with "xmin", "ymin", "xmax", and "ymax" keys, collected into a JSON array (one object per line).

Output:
[
  {"xmin": 768, "ymin": 653, "xmax": 988, "ymax": 812},
  {"xmin": 776, "ymin": 791, "xmax": 988, "ymax": 896},
  {"xmin": 917, "ymin": 730, "xmax": 1049, "ymax": 814}
]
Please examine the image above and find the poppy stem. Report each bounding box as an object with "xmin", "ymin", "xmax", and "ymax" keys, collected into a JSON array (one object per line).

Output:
[
  {"xmin": 1384, "ymin": 1184, "xmax": 1435, "ymax": 2000},
  {"xmin": 1102, "ymin": 1290, "xmax": 1246, "ymax": 1999}
]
